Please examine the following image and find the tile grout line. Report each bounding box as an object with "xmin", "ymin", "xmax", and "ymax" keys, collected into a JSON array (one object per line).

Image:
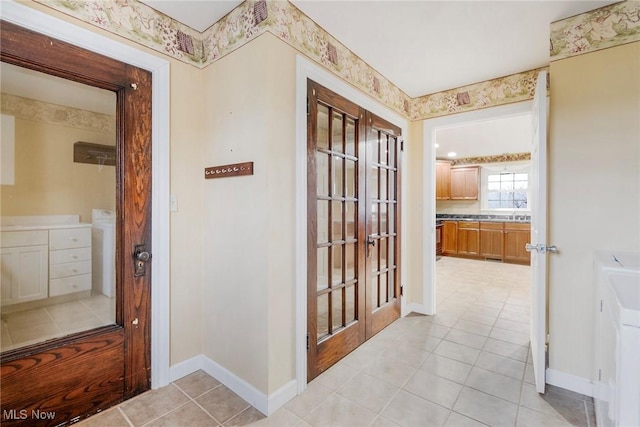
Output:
[
  {"xmin": 171, "ymin": 381, "xmax": 226, "ymax": 425},
  {"xmin": 116, "ymin": 407, "xmax": 135, "ymax": 427}
]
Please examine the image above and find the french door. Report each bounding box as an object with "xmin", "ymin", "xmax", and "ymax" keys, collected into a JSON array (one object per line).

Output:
[
  {"xmin": 1, "ymin": 22, "xmax": 152, "ymax": 426},
  {"xmin": 307, "ymin": 81, "xmax": 401, "ymax": 380}
]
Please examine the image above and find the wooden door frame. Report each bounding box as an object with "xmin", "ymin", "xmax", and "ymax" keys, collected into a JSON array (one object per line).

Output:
[
  {"xmin": 2, "ymin": 1, "xmax": 171, "ymax": 389},
  {"xmin": 295, "ymin": 57, "xmax": 408, "ymax": 392}
]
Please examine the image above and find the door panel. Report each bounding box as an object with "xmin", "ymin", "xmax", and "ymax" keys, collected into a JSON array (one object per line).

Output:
[
  {"xmin": 307, "ymin": 81, "xmax": 366, "ymax": 381},
  {"xmin": 365, "ymin": 114, "xmax": 401, "ymax": 338},
  {"xmin": 529, "ymin": 71, "xmax": 548, "ymax": 393},
  {"xmin": 0, "ymin": 21, "xmax": 151, "ymax": 425},
  {"xmin": 307, "ymin": 81, "xmax": 401, "ymax": 380}
]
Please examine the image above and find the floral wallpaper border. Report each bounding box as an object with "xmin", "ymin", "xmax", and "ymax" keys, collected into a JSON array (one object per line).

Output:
[
  {"xmin": 550, "ymin": 0, "xmax": 640, "ymax": 61},
  {"xmin": 30, "ymin": 0, "xmax": 634, "ymax": 121},
  {"xmin": 450, "ymin": 152, "xmax": 531, "ymax": 166},
  {"xmin": 1, "ymin": 93, "xmax": 116, "ymax": 134},
  {"xmin": 411, "ymin": 68, "xmax": 548, "ymax": 120}
]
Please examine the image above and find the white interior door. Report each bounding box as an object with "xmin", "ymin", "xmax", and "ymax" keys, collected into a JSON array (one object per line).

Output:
[{"xmin": 529, "ymin": 71, "xmax": 548, "ymax": 394}]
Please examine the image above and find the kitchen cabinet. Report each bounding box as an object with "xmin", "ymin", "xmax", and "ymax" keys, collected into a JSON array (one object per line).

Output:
[
  {"xmin": 450, "ymin": 166, "xmax": 479, "ymax": 200},
  {"xmin": 480, "ymin": 222, "xmax": 504, "ymax": 260},
  {"xmin": 49, "ymin": 227, "xmax": 92, "ymax": 297},
  {"xmin": 457, "ymin": 221, "xmax": 479, "ymax": 256},
  {"xmin": 0, "ymin": 230, "xmax": 49, "ymax": 306},
  {"xmin": 504, "ymin": 222, "xmax": 531, "ymax": 264},
  {"xmin": 442, "ymin": 221, "xmax": 457, "ymax": 254},
  {"xmin": 436, "ymin": 222, "xmax": 443, "ymax": 256},
  {"xmin": 436, "ymin": 161, "xmax": 451, "ymax": 200}
]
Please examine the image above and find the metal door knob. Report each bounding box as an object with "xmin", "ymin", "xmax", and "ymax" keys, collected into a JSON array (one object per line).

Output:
[{"xmin": 136, "ymin": 251, "xmax": 151, "ymax": 262}]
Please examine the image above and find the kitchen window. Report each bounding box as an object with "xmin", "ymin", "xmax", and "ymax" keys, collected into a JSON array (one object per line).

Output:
[{"xmin": 486, "ymin": 171, "xmax": 528, "ymax": 209}]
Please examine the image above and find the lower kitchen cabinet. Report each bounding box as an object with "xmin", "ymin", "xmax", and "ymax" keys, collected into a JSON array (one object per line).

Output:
[
  {"xmin": 442, "ymin": 221, "xmax": 457, "ymax": 255},
  {"xmin": 479, "ymin": 222, "xmax": 504, "ymax": 260},
  {"xmin": 440, "ymin": 219, "xmax": 530, "ymax": 265},
  {"xmin": 457, "ymin": 222, "xmax": 479, "ymax": 256},
  {"xmin": 504, "ymin": 222, "xmax": 531, "ymax": 264}
]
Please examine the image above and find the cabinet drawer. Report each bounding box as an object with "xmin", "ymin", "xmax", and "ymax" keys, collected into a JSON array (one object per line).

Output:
[
  {"xmin": 1, "ymin": 230, "xmax": 48, "ymax": 248},
  {"xmin": 480, "ymin": 222, "xmax": 504, "ymax": 230},
  {"xmin": 49, "ymin": 260, "xmax": 91, "ymax": 279},
  {"xmin": 504, "ymin": 222, "xmax": 531, "ymax": 231},
  {"xmin": 49, "ymin": 274, "xmax": 91, "ymax": 297},
  {"xmin": 457, "ymin": 221, "xmax": 479, "ymax": 229},
  {"xmin": 50, "ymin": 247, "xmax": 91, "ymax": 264},
  {"xmin": 49, "ymin": 228, "xmax": 91, "ymax": 250}
]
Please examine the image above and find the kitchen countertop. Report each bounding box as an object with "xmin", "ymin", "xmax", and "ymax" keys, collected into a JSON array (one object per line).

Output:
[{"xmin": 436, "ymin": 214, "xmax": 531, "ymax": 224}]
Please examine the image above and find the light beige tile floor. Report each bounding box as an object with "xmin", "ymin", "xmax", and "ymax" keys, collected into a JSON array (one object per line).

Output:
[
  {"xmin": 0, "ymin": 294, "xmax": 115, "ymax": 352},
  {"xmin": 78, "ymin": 257, "xmax": 595, "ymax": 426}
]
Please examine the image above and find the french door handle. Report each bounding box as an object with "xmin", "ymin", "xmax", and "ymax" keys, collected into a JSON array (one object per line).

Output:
[{"xmin": 367, "ymin": 236, "xmax": 376, "ymax": 258}]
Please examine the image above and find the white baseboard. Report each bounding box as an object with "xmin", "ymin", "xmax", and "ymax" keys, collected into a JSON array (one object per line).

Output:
[
  {"xmin": 546, "ymin": 368, "xmax": 594, "ymax": 397},
  {"xmin": 406, "ymin": 302, "xmax": 432, "ymax": 316},
  {"xmin": 169, "ymin": 355, "xmax": 298, "ymax": 416},
  {"xmin": 169, "ymin": 354, "xmax": 205, "ymax": 383}
]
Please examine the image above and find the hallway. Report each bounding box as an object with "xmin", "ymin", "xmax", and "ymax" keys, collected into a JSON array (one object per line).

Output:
[{"xmin": 80, "ymin": 257, "xmax": 594, "ymax": 426}]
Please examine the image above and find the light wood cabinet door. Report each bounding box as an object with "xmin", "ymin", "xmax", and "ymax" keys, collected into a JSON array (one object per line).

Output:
[
  {"xmin": 450, "ymin": 166, "xmax": 479, "ymax": 200},
  {"xmin": 435, "ymin": 161, "xmax": 451, "ymax": 200},
  {"xmin": 457, "ymin": 222, "xmax": 479, "ymax": 256},
  {"xmin": 504, "ymin": 223, "xmax": 531, "ymax": 264},
  {"xmin": 480, "ymin": 222, "xmax": 504, "ymax": 260},
  {"xmin": 442, "ymin": 221, "xmax": 458, "ymax": 254}
]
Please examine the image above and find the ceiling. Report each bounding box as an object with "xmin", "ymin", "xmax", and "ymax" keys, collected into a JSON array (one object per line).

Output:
[
  {"xmin": 435, "ymin": 113, "xmax": 532, "ymax": 160},
  {"xmin": 142, "ymin": 0, "xmax": 616, "ymax": 97}
]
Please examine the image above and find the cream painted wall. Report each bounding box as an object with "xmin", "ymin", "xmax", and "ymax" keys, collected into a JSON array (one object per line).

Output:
[
  {"xmin": 548, "ymin": 41, "xmax": 640, "ymax": 381},
  {"xmin": 201, "ymin": 33, "xmax": 300, "ymax": 394},
  {"xmin": 168, "ymin": 61, "xmax": 205, "ymax": 365},
  {"xmin": 405, "ymin": 120, "xmax": 424, "ymax": 305},
  {"xmin": 0, "ymin": 115, "xmax": 115, "ymax": 222}
]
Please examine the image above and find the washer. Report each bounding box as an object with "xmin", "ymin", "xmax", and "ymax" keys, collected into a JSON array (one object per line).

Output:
[{"xmin": 91, "ymin": 209, "xmax": 116, "ymax": 297}]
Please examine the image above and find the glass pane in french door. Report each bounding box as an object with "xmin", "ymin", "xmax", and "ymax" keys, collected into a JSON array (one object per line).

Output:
[
  {"xmin": 315, "ymin": 102, "xmax": 360, "ymax": 339},
  {"xmin": 369, "ymin": 128, "xmax": 399, "ymax": 311}
]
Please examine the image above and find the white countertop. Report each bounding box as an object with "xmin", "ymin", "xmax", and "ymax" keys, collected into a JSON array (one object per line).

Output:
[
  {"xmin": 1, "ymin": 215, "xmax": 91, "ymax": 232},
  {"xmin": 1, "ymin": 223, "xmax": 91, "ymax": 232}
]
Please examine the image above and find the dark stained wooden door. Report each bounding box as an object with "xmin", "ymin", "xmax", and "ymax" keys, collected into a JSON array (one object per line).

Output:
[
  {"xmin": 364, "ymin": 113, "xmax": 402, "ymax": 338},
  {"xmin": 307, "ymin": 81, "xmax": 401, "ymax": 381},
  {"xmin": 0, "ymin": 22, "xmax": 152, "ymax": 426},
  {"xmin": 307, "ymin": 81, "xmax": 367, "ymax": 381}
]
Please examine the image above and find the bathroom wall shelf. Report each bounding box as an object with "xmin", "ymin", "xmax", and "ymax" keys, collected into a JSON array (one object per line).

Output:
[{"xmin": 73, "ymin": 141, "xmax": 116, "ymax": 166}]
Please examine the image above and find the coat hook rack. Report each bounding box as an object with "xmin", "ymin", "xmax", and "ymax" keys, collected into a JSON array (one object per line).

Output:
[{"xmin": 204, "ymin": 161, "xmax": 253, "ymax": 179}]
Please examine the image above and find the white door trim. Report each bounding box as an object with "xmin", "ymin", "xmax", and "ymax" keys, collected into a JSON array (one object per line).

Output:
[
  {"xmin": 2, "ymin": 0, "xmax": 172, "ymax": 389},
  {"xmin": 295, "ymin": 56, "xmax": 408, "ymax": 393},
  {"xmin": 422, "ymin": 101, "xmax": 533, "ymax": 316}
]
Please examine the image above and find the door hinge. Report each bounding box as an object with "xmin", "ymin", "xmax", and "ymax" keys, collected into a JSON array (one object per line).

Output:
[
  {"xmin": 400, "ymin": 284, "xmax": 404, "ymax": 296},
  {"xmin": 598, "ymin": 369, "xmax": 602, "ymax": 381},
  {"xmin": 600, "ymin": 300, "xmax": 603, "ymax": 312},
  {"xmin": 306, "ymin": 333, "xmax": 310, "ymax": 351},
  {"xmin": 307, "ymin": 98, "xmax": 310, "ymax": 116},
  {"xmin": 400, "ymin": 138, "xmax": 404, "ymax": 152}
]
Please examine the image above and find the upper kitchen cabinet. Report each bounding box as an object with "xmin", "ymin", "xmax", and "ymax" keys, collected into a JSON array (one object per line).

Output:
[
  {"xmin": 436, "ymin": 161, "xmax": 451, "ymax": 200},
  {"xmin": 450, "ymin": 166, "xmax": 480, "ymax": 200}
]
